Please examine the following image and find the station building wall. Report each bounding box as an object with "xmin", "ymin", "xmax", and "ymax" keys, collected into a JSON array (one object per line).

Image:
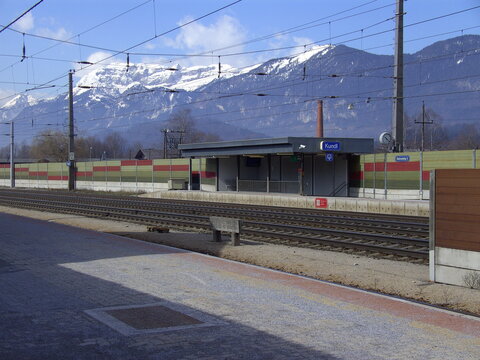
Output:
[
  {"xmin": 312, "ymin": 154, "xmax": 348, "ymax": 196},
  {"xmin": 218, "ymin": 158, "xmax": 237, "ymax": 191},
  {"xmin": 351, "ymin": 149, "xmax": 480, "ymax": 200}
]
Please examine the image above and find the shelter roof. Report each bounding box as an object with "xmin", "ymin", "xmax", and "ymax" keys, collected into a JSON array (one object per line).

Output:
[{"xmin": 179, "ymin": 137, "xmax": 373, "ymax": 157}]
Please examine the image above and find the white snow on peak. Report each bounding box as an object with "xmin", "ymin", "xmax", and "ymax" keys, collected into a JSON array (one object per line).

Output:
[
  {"xmin": 1, "ymin": 94, "xmax": 37, "ymax": 109},
  {"xmin": 263, "ymin": 44, "xmax": 334, "ymax": 73},
  {"xmin": 294, "ymin": 44, "xmax": 332, "ymax": 63},
  {"xmin": 75, "ymin": 62, "xmax": 238, "ymax": 96},
  {"xmin": 73, "ymin": 45, "xmax": 334, "ymax": 98}
]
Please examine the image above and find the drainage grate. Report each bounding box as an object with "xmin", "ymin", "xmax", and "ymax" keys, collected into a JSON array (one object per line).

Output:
[
  {"xmin": 85, "ymin": 302, "xmax": 227, "ymax": 336},
  {"xmin": 106, "ymin": 305, "xmax": 203, "ymax": 330}
]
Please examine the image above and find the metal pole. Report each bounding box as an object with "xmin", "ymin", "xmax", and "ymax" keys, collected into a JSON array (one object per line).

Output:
[
  {"xmin": 419, "ymin": 151, "xmax": 423, "ymax": 199},
  {"xmin": 384, "ymin": 153, "xmax": 387, "ymax": 199},
  {"xmin": 421, "ymin": 101, "xmax": 425, "ymax": 152},
  {"xmin": 68, "ymin": 70, "xmax": 76, "ymax": 190},
  {"xmin": 9, "ymin": 121, "xmax": 14, "ymax": 188},
  {"xmin": 373, "ymin": 153, "xmax": 376, "ymax": 198},
  {"xmin": 392, "ymin": 0, "xmax": 404, "ymax": 152},
  {"xmin": 163, "ymin": 129, "xmax": 168, "ymax": 159}
]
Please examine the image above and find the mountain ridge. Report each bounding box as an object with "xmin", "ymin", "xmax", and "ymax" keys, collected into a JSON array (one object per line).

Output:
[{"xmin": 2, "ymin": 35, "xmax": 479, "ymax": 146}]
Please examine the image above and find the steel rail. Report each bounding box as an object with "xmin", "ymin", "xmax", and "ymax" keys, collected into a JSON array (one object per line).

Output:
[
  {"xmin": 0, "ymin": 190, "xmax": 429, "ymax": 236},
  {"xmin": 0, "ymin": 189, "xmax": 429, "ymax": 223},
  {"xmin": 0, "ymin": 190, "xmax": 428, "ymax": 259},
  {"xmin": 0, "ymin": 196, "xmax": 427, "ymax": 259}
]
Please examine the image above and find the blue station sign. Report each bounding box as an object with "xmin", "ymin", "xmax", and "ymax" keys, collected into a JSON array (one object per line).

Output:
[
  {"xmin": 320, "ymin": 141, "xmax": 341, "ymax": 151},
  {"xmin": 395, "ymin": 155, "xmax": 410, "ymax": 162},
  {"xmin": 325, "ymin": 152, "xmax": 334, "ymax": 162}
]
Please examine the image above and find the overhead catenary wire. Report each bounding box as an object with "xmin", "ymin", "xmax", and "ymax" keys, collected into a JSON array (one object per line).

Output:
[
  {"xmin": 3, "ymin": 23, "xmax": 479, "ymax": 120},
  {"xmin": 0, "ymin": 0, "xmax": 153, "ymax": 74},
  {"xmin": 1, "ymin": 2, "xmax": 479, "ymax": 139},
  {"xmin": 0, "ymin": 0, "xmax": 45, "ymax": 35},
  {"xmin": 0, "ymin": 0, "xmax": 243, "ymax": 104},
  {"xmin": 20, "ymin": 69, "xmax": 480, "ymax": 137},
  {"xmin": 3, "ymin": 2, "xmax": 479, "ymax": 106},
  {"xmin": 6, "ymin": 35, "xmax": 480, "ymax": 127},
  {"xmin": 0, "ymin": 0, "xmax": 399, "ymax": 98},
  {"xmin": 17, "ymin": 84, "xmax": 480, "ymax": 138},
  {"xmin": 3, "ymin": 22, "xmax": 479, "ymax": 74},
  {"xmin": 0, "ymin": 0, "xmax": 389, "ymax": 64},
  {"xmin": 13, "ymin": 83, "xmax": 480, "ymax": 140}
]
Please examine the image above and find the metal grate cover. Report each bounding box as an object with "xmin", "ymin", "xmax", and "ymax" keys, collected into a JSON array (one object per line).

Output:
[
  {"xmin": 106, "ymin": 305, "xmax": 203, "ymax": 330},
  {"xmin": 85, "ymin": 302, "xmax": 227, "ymax": 336}
]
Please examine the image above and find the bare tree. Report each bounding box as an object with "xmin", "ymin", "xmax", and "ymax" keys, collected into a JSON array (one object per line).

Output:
[
  {"xmin": 165, "ymin": 109, "xmax": 220, "ymax": 144},
  {"xmin": 30, "ymin": 130, "xmax": 68, "ymax": 161},
  {"xmin": 450, "ymin": 124, "xmax": 480, "ymax": 149},
  {"xmin": 102, "ymin": 132, "xmax": 127, "ymax": 159},
  {"xmin": 75, "ymin": 136, "xmax": 103, "ymax": 160},
  {"xmin": 428, "ymin": 123, "xmax": 449, "ymax": 150}
]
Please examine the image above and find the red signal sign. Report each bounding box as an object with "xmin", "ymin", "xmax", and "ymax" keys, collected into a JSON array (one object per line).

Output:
[{"xmin": 315, "ymin": 198, "xmax": 328, "ymax": 208}]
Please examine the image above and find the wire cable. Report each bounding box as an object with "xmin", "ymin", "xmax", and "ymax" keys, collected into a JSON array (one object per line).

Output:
[{"xmin": 0, "ymin": 0, "xmax": 45, "ymax": 35}]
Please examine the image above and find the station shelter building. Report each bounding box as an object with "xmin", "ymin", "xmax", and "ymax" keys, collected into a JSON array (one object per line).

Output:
[{"xmin": 179, "ymin": 137, "xmax": 373, "ymax": 197}]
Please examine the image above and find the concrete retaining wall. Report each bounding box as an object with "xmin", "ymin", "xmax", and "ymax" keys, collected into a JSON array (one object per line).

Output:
[
  {"xmin": 350, "ymin": 188, "xmax": 430, "ymax": 200},
  {"xmin": 1, "ymin": 179, "xmax": 68, "ymax": 189},
  {"xmin": 76, "ymin": 181, "xmax": 168, "ymax": 193},
  {"xmin": 142, "ymin": 190, "xmax": 429, "ymax": 217},
  {"xmin": 431, "ymin": 247, "xmax": 480, "ymax": 287}
]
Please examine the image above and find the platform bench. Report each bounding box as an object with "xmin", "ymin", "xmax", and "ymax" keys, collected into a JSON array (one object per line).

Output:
[{"xmin": 209, "ymin": 216, "xmax": 242, "ymax": 246}]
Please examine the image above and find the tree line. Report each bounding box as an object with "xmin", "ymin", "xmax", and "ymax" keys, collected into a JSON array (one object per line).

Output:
[
  {"xmin": 1, "ymin": 108, "xmax": 479, "ymax": 161},
  {"xmin": 376, "ymin": 108, "xmax": 480, "ymax": 152},
  {"xmin": 0, "ymin": 109, "xmax": 220, "ymax": 162}
]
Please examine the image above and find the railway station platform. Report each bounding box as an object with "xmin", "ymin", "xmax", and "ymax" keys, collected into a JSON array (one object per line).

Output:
[
  {"xmin": 0, "ymin": 212, "xmax": 478, "ymax": 359},
  {"xmin": 0, "ymin": 214, "xmax": 480, "ymax": 360},
  {"xmin": 142, "ymin": 190, "xmax": 430, "ymax": 217}
]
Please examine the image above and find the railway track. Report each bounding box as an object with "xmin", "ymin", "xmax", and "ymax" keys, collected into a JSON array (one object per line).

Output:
[{"xmin": 0, "ymin": 189, "xmax": 430, "ymax": 261}]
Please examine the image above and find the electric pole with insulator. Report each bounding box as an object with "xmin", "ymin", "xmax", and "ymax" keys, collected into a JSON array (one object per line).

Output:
[
  {"xmin": 9, "ymin": 121, "xmax": 14, "ymax": 188},
  {"xmin": 415, "ymin": 101, "xmax": 433, "ymax": 152},
  {"xmin": 392, "ymin": 0, "xmax": 404, "ymax": 152},
  {"xmin": 68, "ymin": 70, "xmax": 76, "ymax": 190}
]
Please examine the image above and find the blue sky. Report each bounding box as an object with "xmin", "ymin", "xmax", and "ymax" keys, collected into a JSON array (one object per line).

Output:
[{"xmin": 0, "ymin": 0, "xmax": 479, "ymax": 104}]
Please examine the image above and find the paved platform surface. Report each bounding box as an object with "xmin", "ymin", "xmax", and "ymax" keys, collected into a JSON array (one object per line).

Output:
[{"xmin": 0, "ymin": 213, "xmax": 478, "ymax": 359}]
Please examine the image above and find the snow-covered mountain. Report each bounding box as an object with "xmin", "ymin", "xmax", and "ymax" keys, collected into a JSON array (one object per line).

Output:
[
  {"xmin": 2, "ymin": 35, "xmax": 480, "ymax": 146},
  {"xmin": 0, "ymin": 94, "xmax": 37, "ymax": 123}
]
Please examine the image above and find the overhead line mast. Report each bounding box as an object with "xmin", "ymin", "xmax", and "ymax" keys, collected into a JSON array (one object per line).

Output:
[
  {"xmin": 68, "ymin": 70, "xmax": 75, "ymax": 191},
  {"xmin": 392, "ymin": 0, "xmax": 404, "ymax": 152}
]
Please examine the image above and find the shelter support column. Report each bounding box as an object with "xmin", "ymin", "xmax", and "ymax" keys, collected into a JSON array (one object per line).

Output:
[
  {"xmin": 299, "ymin": 154, "xmax": 304, "ymax": 195},
  {"xmin": 267, "ymin": 154, "xmax": 271, "ymax": 193},
  {"xmin": 236, "ymin": 155, "xmax": 240, "ymax": 192},
  {"xmin": 216, "ymin": 157, "xmax": 219, "ymax": 191}
]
